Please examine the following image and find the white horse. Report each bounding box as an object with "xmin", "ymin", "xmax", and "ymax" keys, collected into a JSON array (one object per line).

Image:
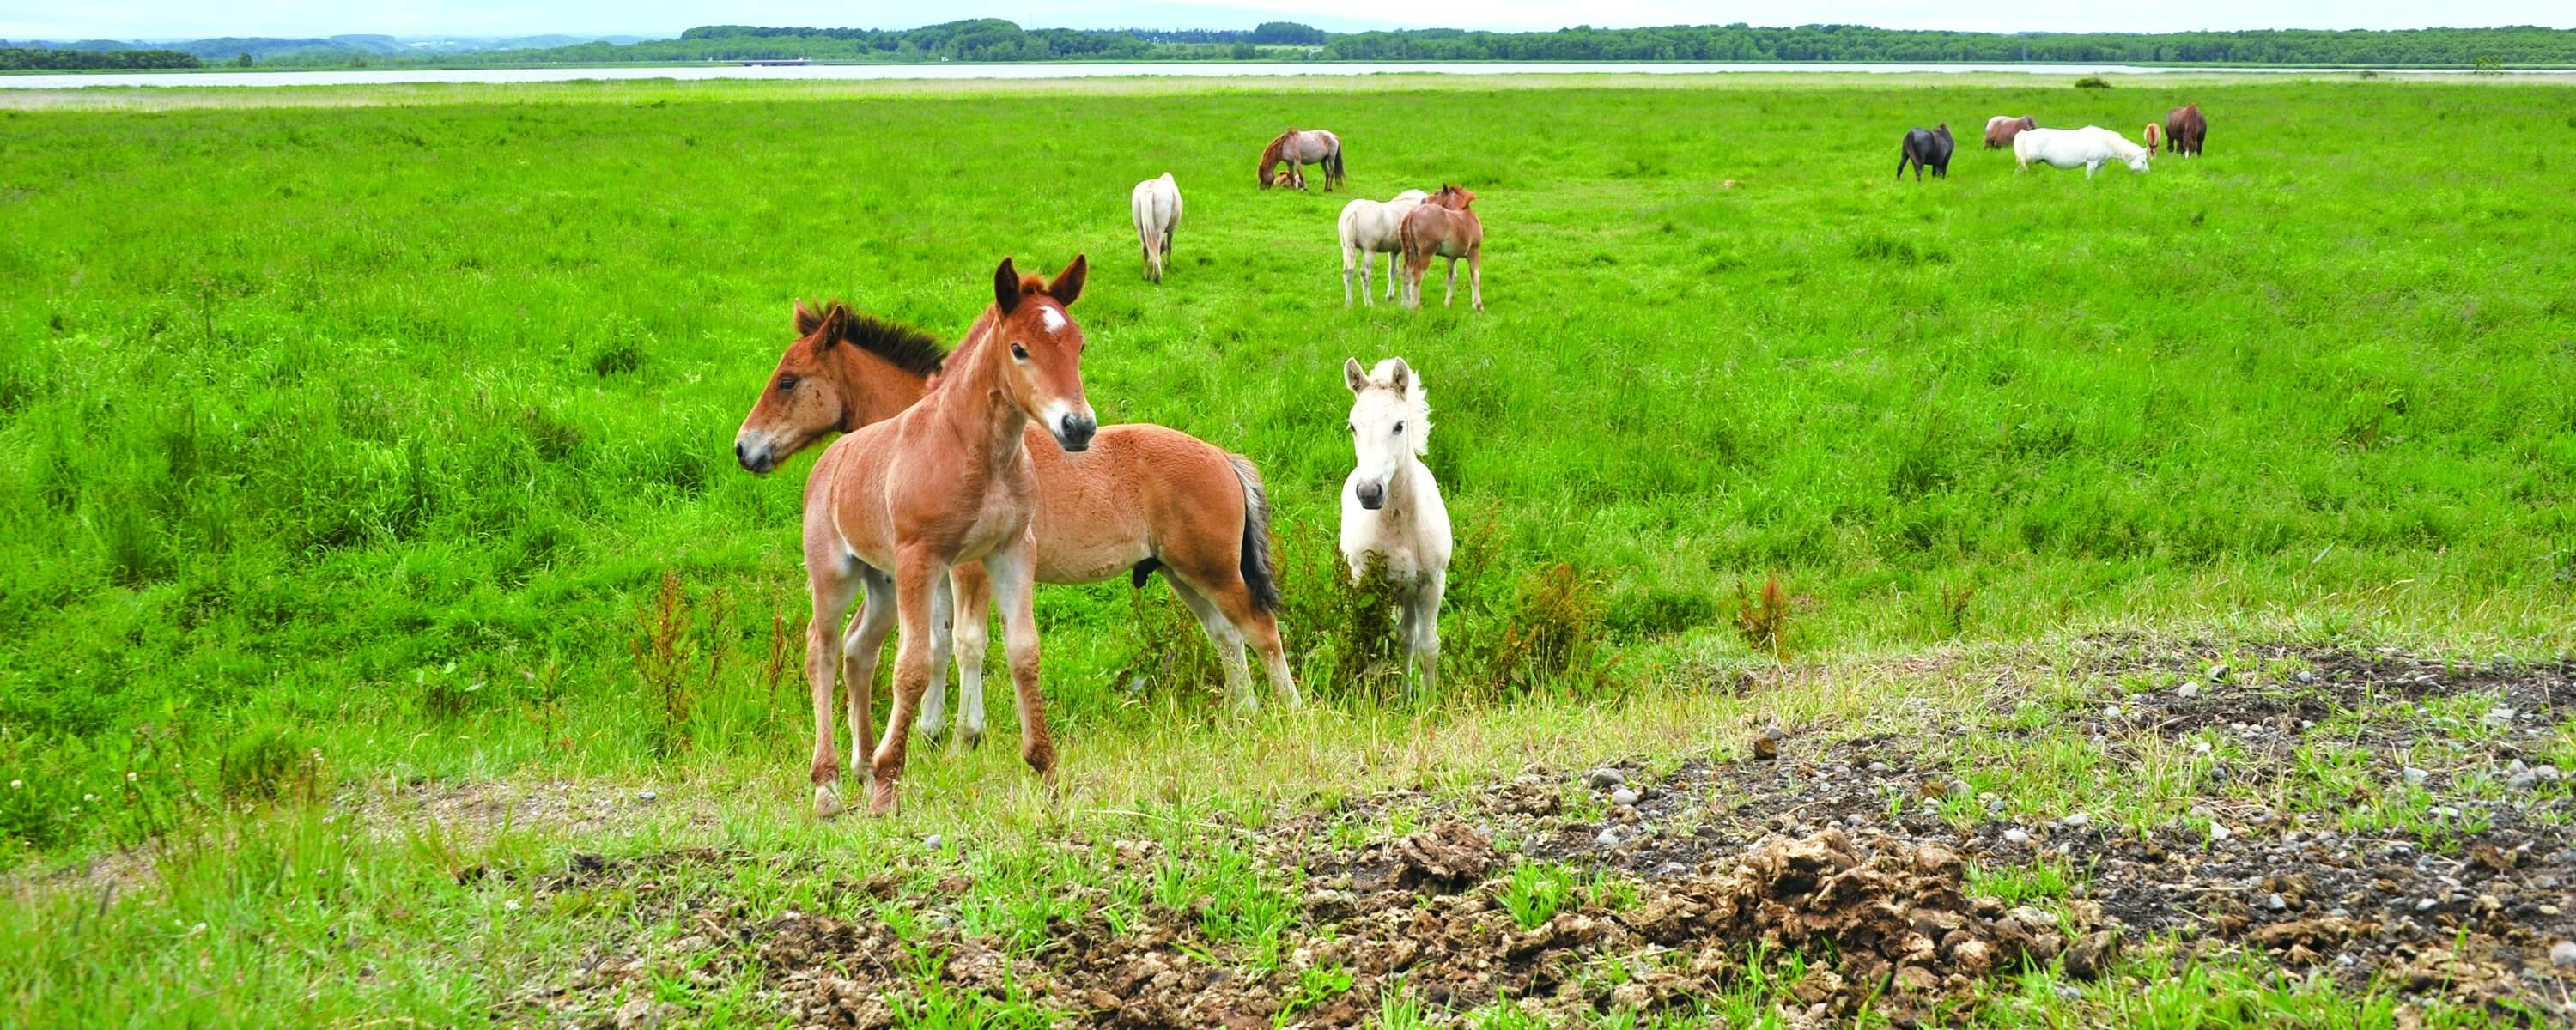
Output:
[
  {"xmin": 1130, "ymin": 173, "xmax": 1182, "ymax": 283},
  {"xmin": 2012, "ymin": 126, "xmax": 2152, "ymax": 178},
  {"xmin": 1340, "ymin": 357, "xmax": 1451, "ymax": 689},
  {"xmin": 1337, "ymin": 189, "xmax": 1429, "ymax": 307}
]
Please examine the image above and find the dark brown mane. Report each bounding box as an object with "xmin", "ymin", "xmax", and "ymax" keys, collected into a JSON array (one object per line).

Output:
[{"xmin": 818, "ymin": 302, "xmax": 946, "ymax": 378}]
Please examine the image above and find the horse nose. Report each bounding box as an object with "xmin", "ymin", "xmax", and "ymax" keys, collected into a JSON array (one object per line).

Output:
[
  {"xmin": 1058, "ymin": 413, "xmax": 1097, "ymax": 452},
  {"xmin": 735, "ymin": 439, "xmax": 769, "ymax": 474},
  {"xmin": 1356, "ymin": 482, "xmax": 1385, "ymax": 510}
]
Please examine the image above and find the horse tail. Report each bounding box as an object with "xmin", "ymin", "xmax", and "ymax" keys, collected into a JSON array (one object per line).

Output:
[
  {"xmin": 1228, "ymin": 455, "xmax": 1280, "ymax": 614},
  {"xmin": 1327, "ymin": 143, "xmax": 1345, "ymax": 185}
]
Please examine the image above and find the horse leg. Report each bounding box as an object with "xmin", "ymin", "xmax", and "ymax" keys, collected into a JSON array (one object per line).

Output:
[
  {"xmin": 1408, "ymin": 568, "xmax": 1446, "ymax": 693},
  {"xmin": 1343, "ymin": 245, "xmax": 1358, "ymax": 307},
  {"xmin": 839, "ymin": 566, "xmax": 896, "ymax": 791},
  {"xmin": 1168, "ymin": 578, "xmax": 1255, "ymax": 715},
  {"xmin": 1467, "ymin": 245, "xmax": 1483, "ymax": 312},
  {"xmin": 950, "ymin": 562, "xmax": 992, "ymax": 750},
  {"xmin": 2085, "ymin": 161, "xmax": 2099, "ymax": 179},
  {"xmin": 983, "ymin": 544, "xmax": 1056, "ymax": 783},
  {"xmin": 1382, "ymin": 251, "xmax": 1398, "ymax": 302},
  {"xmin": 804, "ymin": 557, "xmax": 865, "ymax": 818},
  {"xmin": 1443, "ymin": 257, "xmax": 1457, "ymax": 308},
  {"xmin": 866, "ymin": 549, "xmax": 947, "ymax": 816}
]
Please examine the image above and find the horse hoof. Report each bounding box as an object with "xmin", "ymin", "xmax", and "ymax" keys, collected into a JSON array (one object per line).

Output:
[
  {"xmin": 812, "ymin": 785, "xmax": 844, "ymax": 820},
  {"xmin": 961, "ymin": 728, "xmax": 984, "ymax": 751},
  {"xmin": 867, "ymin": 779, "xmax": 900, "ymax": 817}
]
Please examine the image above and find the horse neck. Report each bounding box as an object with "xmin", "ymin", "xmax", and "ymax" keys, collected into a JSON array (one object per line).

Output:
[
  {"xmin": 829, "ymin": 345, "xmax": 929, "ymax": 430},
  {"xmin": 1385, "ymin": 445, "xmax": 1431, "ymax": 506},
  {"xmin": 920, "ymin": 310, "xmax": 1030, "ymax": 471}
]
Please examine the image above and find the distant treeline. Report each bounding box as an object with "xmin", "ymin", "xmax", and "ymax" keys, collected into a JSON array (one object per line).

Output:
[
  {"xmin": 19, "ymin": 21, "xmax": 2576, "ymax": 70},
  {"xmin": 0, "ymin": 46, "xmax": 200, "ymax": 70},
  {"xmin": 526, "ymin": 21, "xmax": 2576, "ymax": 67}
]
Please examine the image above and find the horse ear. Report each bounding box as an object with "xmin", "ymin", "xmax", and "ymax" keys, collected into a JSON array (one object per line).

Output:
[
  {"xmin": 793, "ymin": 300, "xmax": 822, "ymax": 337},
  {"xmin": 1386, "ymin": 358, "xmax": 1413, "ymax": 395},
  {"xmin": 815, "ymin": 302, "xmax": 848, "ymax": 348},
  {"xmin": 993, "ymin": 258, "xmax": 1021, "ymax": 314},
  {"xmin": 1344, "ymin": 357, "xmax": 1368, "ymax": 394},
  {"xmin": 1046, "ymin": 254, "xmax": 1087, "ymax": 308}
]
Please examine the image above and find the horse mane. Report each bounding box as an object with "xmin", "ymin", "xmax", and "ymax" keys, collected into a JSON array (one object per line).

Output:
[
  {"xmin": 812, "ymin": 301, "xmax": 947, "ymax": 379},
  {"xmin": 1258, "ymin": 130, "xmax": 1292, "ymax": 168}
]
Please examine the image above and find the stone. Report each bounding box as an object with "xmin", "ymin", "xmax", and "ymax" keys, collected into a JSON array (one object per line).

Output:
[
  {"xmin": 2551, "ymin": 941, "xmax": 2576, "ymax": 969},
  {"xmin": 2508, "ymin": 772, "xmax": 2538, "ymax": 791},
  {"xmin": 2176, "ymin": 682, "xmax": 2201, "ymax": 699},
  {"xmin": 2003, "ymin": 828, "xmax": 2031, "ymax": 845},
  {"xmin": 2267, "ymin": 893, "xmax": 2287, "ymax": 912},
  {"xmin": 1586, "ymin": 768, "xmax": 1625, "ymax": 790},
  {"xmin": 926, "ymin": 834, "xmax": 944, "ymax": 850},
  {"xmin": 2402, "ymin": 766, "xmax": 2429, "ymax": 787},
  {"xmin": 636, "ymin": 789, "xmax": 658, "ymax": 803},
  {"xmin": 1611, "ymin": 788, "xmax": 1640, "ymax": 806},
  {"xmin": 1595, "ymin": 827, "xmax": 1621, "ymax": 847},
  {"xmin": 2207, "ymin": 663, "xmax": 2229, "ymax": 682},
  {"xmin": 2059, "ymin": 812, "xmax": 2092, "ymax": 829},
  {"xmin": 2208, "ymin": 822, "xmax": 2233, "ymax": 843},
  {"xmin": 2293, "ymin": 670, "xmax": 2315, "ymax": 684}
]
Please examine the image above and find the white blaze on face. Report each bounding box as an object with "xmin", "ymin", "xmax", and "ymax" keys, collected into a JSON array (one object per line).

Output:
[{"xmin": 1038, "ymin": 306, "xmax": 1067, "ymax": 334}]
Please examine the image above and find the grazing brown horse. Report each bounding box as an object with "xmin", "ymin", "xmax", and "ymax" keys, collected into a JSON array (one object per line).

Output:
[
  {"xmin": 1258, "ymin": 128, "xmax": 1343, "ymax": 191},
  {"xmin": 756, "ymin": 256, "xmax": 1094, "ymax": 818},
  {"xmin": 734, "ymin": 302, "xmax": 1300, "ymax": 743},
  {"xmin": 2165, "ymin": 104, "xmax": 2207, "ymax": 157},
  {"xmin": 1398, "ymin": 185, "xmax": 1483, "ymax": 312},
  {"xmin": 1984, "ymin": 115, "xmax": 2037, "ymax": 149}
]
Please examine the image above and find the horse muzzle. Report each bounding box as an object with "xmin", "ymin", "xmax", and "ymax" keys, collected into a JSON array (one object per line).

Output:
[
  {"xmin": 1354, "ymin": 481, "xmax": 1386, "ymax": 511},
  {"xmin": 1052, "ymin": 411, "xmax": 1097, "ymax": 452},
  {"xmin": 734, "ymin": 436, "xmax": 777, "ymax": 475}
]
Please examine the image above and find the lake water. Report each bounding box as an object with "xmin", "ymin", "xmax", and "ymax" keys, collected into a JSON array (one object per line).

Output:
[{"xmin": 0, "ymin": 61, "xmax": 2535, "ymax": 90}]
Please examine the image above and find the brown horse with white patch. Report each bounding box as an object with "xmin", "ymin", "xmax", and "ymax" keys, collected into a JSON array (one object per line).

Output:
[
  {"xmin": 750, "ymin": 255, "xmax": 1093, "ymax": 817},
  {"xmin": 1258, "ymin": 128, "xmax": 1344, "ymax": 191},
  {"xmin": 735, "ymin": 302, "xmax": 1299, "ymax": 749},
  {"xmin": 1398, "ymin": 184, "xmax": 1484, "ymax": 312}
]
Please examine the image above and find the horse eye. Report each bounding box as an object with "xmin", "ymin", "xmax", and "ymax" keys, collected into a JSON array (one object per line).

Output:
[
  {"xmin": 1393, "ymin": 421, "xmax": 1405, "ymax": 434},
  {"xmin": 777, "ymin": 375, "xmax": 799, "ymax": 391},
  {"xmin": 1010, "ymin": 344, "xmax": 1029, "ymax": 360}
]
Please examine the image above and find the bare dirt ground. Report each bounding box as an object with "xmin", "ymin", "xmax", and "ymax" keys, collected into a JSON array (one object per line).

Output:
[{"xmin": 513, "ymin": 643, "xmax": 2574, "ymax": 1027}]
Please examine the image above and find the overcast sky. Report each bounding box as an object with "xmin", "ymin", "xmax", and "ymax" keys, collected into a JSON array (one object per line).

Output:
[{"xmin": 6, "ymin": 0, "xmax": 2570, "ymax": 42}]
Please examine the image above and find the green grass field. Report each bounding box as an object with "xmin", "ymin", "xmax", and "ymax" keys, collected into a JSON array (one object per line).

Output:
[{"xmin": 3, "ymin": 76, "xmax": 2574, "ymax": 1027}]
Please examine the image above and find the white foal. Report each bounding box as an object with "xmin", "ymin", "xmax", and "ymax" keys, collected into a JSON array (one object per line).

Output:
[
  {"xmin": 1337, "ymin": 189, "xmax": 1429, "ymax": 306},
  {"xmin": 1339, "ymin": 357, "xmax": 1452, "ymax": 688}
]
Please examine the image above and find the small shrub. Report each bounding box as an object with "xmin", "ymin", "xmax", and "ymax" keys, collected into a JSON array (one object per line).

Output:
[
  {"xmin": 1734, "ymin": 573, "xmax": 1791, "ymax": 657},
  {"xmin": 1111, "ymin": 579, "xmax": 1226, "ymax": 700},
  {"xmin": 2358, "ymin": 70, "xmax": 2380, "ymax": 80},
  {"xmin": 1500, "ymin": 859, "xmax": 1578, "ymax": 929},
  {"xmin": 1475, "ymin": 563, "xmax": 1616, "ymax": 694},
  {"xmin": 2073, "ymin": 76, "xmax": 2111, "ymax": 89},
  {"xmin": 589, "ymin": 340, "xmax": 644, "ymax": 376},
  {"xmin": 631, "ymin": 569, "xmax": 732, "ymax": 753}
]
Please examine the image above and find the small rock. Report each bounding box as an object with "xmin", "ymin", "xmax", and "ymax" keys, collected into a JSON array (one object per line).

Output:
[
  {"xmin": 2209, "ymin": 822, "xmax": 2233, "ymax": 843},
  {"xmin": 2538, "ymin": 766, "xmax": 2566, "ymax": 784},
  {"xmin": 636, "ymin": 789, "xmax": 659, "ymax": 803},
  {"xmin": 1609, "ymin": 982, "xmax": 1653, "ymax": 1010},
  {"xmin": 2003, "ymin": 828, "xmax": 2031, "ymax": 845},
  {"xmin": 1586, "ymin": 768, "xmax": 1625, "ymax": 790},
  {"xmin": 2402, "ymin": 767, "xmax": 2429, "ymax": 787},
  {"xmin": 2551, "ymin": 941, "xmax": 2576, "ymax": 969},
  {"xmin": 1868, "ymin": 761, "xmax": 1890, "ymax": 772},
  {"xmin": 2060, "ymin": 813, "xmax": 2092, "ymax": 829},
  {"xmin": 1654, "ymin": 861, "xmax": 1689, "ymax": 878},
  {"xmin": 2176, "ymin": 682, "xmax": 2201, "ymax": 699},
  {"xmin": 2415, "ymin": 898, "xmax": 2439, "ymax": 912},
  {"xmin": 2508, "ymin": 772, "xmax": 2538, "ymax": 791},
  {"xmin": 2294, "ymin": 670, "xmax": 2315, "ymax": 684},
  {"xmin": 1595, "ymin": 827, "xmax": 1621, "ymax": 847},
  {"xmin": 2104, "ymin": 705, "xmax": 2123, "ymax": 719},
  {"xmin": 1948, "ymin": 779, "xmax": 1973, "ymax": 798},
  {"xmin": 2486, "ymin": 706, "xmax": 2517, "ymax": 724},
  {"xmin": 2508, "ymin": 759, "xmax": 2530, "ymax": 775},
  {"xmin": 2266, "ymin": 893, "xmax": 2286, "ymax": 912},
  {"xmin": 1611, "ymin": 787, "xmax": 1640, "ymax": 806},
  {"xmin": 926, "ymin": 834, "xmax": 944, "ymax": 850},
  {"xmin": 1751, "ymin": 728, "xmax": 1783, "ymax": 760},
  {"xmin": 2054, "ymin": 985, "xmax": 2082, "ymax": 1002},
  {"xmin": 2208, "ymin": 663, "xmax": 2229, "ymax": 681}
]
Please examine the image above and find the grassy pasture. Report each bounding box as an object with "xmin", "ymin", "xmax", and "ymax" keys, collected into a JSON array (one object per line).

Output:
[{"xmin": 2, "ymin": 76, "xmax": 2573, "ymax": 1027}]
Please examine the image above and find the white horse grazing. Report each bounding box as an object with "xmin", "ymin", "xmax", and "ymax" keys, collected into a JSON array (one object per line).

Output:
[
  {"xmin": 2012, "ymin": 126, "xmax": 2152, "ymax": 178},
  {"xmin": 1337, "ymin": 189, "xmax": 1429, "ymax": 307},
  {"xmin": 1340, "ymin": 357, "xmax": 1451, "ymax": 689},
  {"xmin": 1130, "ymin": 173, "xmax": 1182, "ymax": 283}
]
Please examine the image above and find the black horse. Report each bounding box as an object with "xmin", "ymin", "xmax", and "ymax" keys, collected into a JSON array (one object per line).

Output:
[{"xmin": 1898, "ymin": 124, "xmax": 1953, "ymax": 181}]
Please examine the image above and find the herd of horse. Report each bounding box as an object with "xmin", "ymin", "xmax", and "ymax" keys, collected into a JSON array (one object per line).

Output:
[
  {"xmin": 743, "ymin": 102, "xmax": 2216, "ymax": 815},
  {"xmin": 735, "ymin": 245, "xmax": 1451, "ymax": 814},
  {"xmin": 1906, "ymin": 103, "xmax": 2210, "ymax": 180}
]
